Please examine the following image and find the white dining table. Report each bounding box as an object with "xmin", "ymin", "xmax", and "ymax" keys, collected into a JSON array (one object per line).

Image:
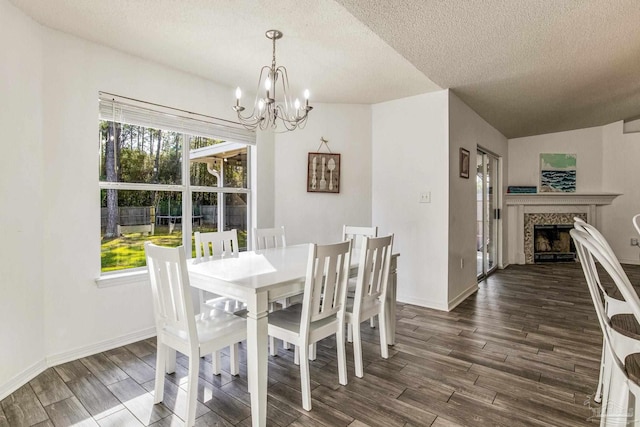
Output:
[{"xmin": 184, "ymin": 243, "xmax": 399, "ymax": 427}]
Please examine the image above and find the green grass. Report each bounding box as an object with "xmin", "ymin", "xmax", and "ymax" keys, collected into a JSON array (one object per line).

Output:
[{"xmin": 101, "ymin": 226, "xmax": 248, "ymax": 272}]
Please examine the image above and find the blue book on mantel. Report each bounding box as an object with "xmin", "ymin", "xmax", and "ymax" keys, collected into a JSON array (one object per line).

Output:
[{"xmin": 508, "ymin": 186, "xmax": 537, "ymax": 194}]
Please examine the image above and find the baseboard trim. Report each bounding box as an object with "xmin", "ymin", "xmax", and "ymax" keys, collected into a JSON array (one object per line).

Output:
[
  {"xmin": 619, "ymin": 258, "xmax": 640, "ymax": 266},
  {"xmin": 0, "ymin": 358, "xmax": 47, "ymax": 401},
  {"xmin": 1, "ymin": 327, "xmax": 156, "ymax": 402},
  {"xmin": 46, "ymin": 327, "xmax": 157, "ymax": 367},
  {"xmin": 447, "ymin": 284, "xmax": 479, "ymax": 311},
  {"xmin": 397, "ymin": 295, "xmax": 448, "ymax": 311}
]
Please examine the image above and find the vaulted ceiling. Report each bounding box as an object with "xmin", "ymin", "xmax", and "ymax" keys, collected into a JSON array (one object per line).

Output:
[{"xmin": 10, "ymin": 0, "xmax": 640, "ymax": 138}]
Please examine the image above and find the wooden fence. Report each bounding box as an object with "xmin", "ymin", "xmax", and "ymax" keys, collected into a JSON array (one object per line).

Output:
[{"xmin": 101, "ymin": 205, "xmax": 246, "ymax": 230}]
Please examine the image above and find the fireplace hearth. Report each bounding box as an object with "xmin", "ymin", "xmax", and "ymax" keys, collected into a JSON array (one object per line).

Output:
[{"xmin": 534, "ymin": 224, "xmax": 575, "ymax": 262}]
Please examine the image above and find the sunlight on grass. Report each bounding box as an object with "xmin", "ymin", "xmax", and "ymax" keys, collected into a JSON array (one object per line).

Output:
[
  {"xmin": 101, "ymin": 228, "xmax": 247, "ymax": 272},
  {"xmin": 101, "ymin": 233, "xmax": 182, "ymax": 272}
]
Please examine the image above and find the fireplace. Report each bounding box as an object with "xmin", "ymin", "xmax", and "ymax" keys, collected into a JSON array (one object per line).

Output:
[
  {"xmin": 533, "ymin": 224, "xmax": 575, "ymax": 262},
  {"xmin": 505, "ymin": 193, "xmax": 619, "ymax": 265},
  {"xmin": 522, "ymin": 212, "xmax": 585, "ymax": 263}
]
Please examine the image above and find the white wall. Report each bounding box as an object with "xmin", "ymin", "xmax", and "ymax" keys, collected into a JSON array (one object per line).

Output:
[
  {"xmin": 274, "ymin": 104, "xmax": 372, "ymax": 245},
  {"xmin": 602, "ymin": 121, "xmax": 640, "ymax": 264},
  {"xmin": 623, "ymin": 118, "xmax": 640, "ymax": 133},
  {"xmin": 448, "ymin": 92, "xmax": 508, "ymax": 308},
  {"xmin": 39, "ymin": 28, "xmax": 270, "ymax": 361},
  {"xmin": 0, "ymin": 0, "xmax": 46, "ymax": 396},
  {"xmin": 254, "ymin": 132, "xmax": 276, "ymax": 229},
  {"xmin": 372, "ymin": 91, "xmax": 450, "ymax": 310},
  {"xmin": 508, "ymin": 126, "xmax": 604, "ymax": 192}
]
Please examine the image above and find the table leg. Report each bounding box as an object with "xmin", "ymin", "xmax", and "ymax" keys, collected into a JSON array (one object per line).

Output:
[
  {"xmin": 386, "ymin": 256, "xmax": 398, "ymax": 345},
  {"xmin": 246, "ymin": 292, "xmax": 269, "ymax": 427}
]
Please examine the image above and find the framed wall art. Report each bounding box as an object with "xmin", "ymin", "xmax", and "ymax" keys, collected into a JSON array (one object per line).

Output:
[
  {"xmin": 459, "ymin": 148, "xmax": 470, "ymax": 179},
  {"xmin": 307, "ymin": 152, "xmax": 340, "ymax": 193},
  {"xmin": 539, "ymin": 153, "xmax": 576, "ymax": 192}
]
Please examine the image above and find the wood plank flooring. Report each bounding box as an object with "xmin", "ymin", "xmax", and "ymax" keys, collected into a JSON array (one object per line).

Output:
[{"xmin": 3, "ymin": 262, "xmax": 626, "ymax": 426}]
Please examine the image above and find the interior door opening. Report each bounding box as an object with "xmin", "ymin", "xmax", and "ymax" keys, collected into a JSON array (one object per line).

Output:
[{"xmin": 477, "ymin": 148, "xmax": 499, "ymax": 280}]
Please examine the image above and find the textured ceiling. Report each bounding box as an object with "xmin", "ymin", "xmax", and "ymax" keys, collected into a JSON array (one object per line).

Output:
[
  {"xmin": 9, "ymin": 0, "xmax": 640, "ymax": 138},
  {"xmin": 8, "ymin": 0, "xmax": 439, "ymax": 105},
  {"xmin": 335, "ymin": 0, "xmax": 640, "ymax": 138}
]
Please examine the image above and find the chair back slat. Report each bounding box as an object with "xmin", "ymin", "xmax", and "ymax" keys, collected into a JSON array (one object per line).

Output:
[
  {"xmin": 572, "ymin": 229, "xmax": 608, "ymax": 321},
  {"xmin": 195, "ymin": 230, "xmax": 239, "ymax": 261},
  {"xmin": 254, "ymin": 226, "xmax": 286, "ymax": 250},
  {"xmin": 571, "ymin": 229, "xmax": 631, "ymax": 375},
  {"xmin": 573, "ymin": 218, "xmax": 626, "ymax": 299},
  {"xmin": 572, "ymin": 227, "xmax": 640, "ymax": 323},
  {"xmin": 145, "ymin": 242, "xmax": 196, "ymax": 342},
  {"xmin": 574, "ymin": 218, "xmax": 620, "ymax": 269},
  {"xmin": 354, "ymin": 235, "xmax": 394, "ymax": 314},
  {"xmin": 301, "ymin": 241, "xmax": 352, "ymax": 329}
]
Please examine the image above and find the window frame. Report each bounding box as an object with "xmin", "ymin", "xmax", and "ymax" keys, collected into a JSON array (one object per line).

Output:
[{"xmin": 96, "ymin": 93, "xmax": 254, "ymax": 287}]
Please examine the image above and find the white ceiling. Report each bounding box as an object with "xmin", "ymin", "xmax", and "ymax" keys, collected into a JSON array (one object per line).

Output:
[{"xmin": 9, "ymin": 0, "xmax": 640, "ymax": 138}]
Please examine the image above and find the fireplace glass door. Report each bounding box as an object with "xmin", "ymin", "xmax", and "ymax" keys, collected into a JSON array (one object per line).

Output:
[{"xmin": 477, "ymin": 149, "xmax": 499, "ymax": 279}]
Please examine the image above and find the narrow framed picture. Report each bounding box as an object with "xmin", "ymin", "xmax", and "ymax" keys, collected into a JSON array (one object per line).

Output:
[
  {"xmin": 307, "ymin": 152, "xmax": 340, "ymax": 193},
  {"xmin": 459, "ymin": 148, "xmax": 470, "ymax": 179}
]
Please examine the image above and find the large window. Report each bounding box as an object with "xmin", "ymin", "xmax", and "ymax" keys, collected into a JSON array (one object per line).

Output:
[{"xmin": 98, "ymin": 94, "xmax": 254, "ymax": 274}]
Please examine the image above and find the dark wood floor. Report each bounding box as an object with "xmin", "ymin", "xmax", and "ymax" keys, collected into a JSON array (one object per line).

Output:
[{"xmin": 4, "ymin": 262, "xmax": 629, "ymax": 427}]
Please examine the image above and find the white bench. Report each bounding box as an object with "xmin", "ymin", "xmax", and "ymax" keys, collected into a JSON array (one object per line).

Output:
[{"xmin": 117, "ymin": 224, "xmax": 155, "ymax": 236}]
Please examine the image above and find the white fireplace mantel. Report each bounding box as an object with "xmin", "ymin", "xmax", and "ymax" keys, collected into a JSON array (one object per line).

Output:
[
  {"xmin": 506, "ymin": 192, "xmax": 620, "ymax": 206},
  {"xmin": 506, "ymin": 192, "xmax": 621, "ymax": 264}
]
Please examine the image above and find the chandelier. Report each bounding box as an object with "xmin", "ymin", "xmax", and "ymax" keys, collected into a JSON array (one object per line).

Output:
[{"xmin": 233, "ymin": 30, "xmax": 313, "ymax": 132}]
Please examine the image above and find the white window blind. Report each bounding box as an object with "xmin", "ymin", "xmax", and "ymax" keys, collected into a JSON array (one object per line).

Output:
[{"xmin": 98, "ymin": 92, "xmax": 256, "ymax": 145}]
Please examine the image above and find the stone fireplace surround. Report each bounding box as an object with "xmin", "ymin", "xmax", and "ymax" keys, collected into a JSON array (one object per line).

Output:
[
  {"xmin": 524, "ymin": 213, "xmax": 586, "ymax": 263},
  {"xmin": 506, "ymin": 193, "xmax": 619, "ymax": 265}
]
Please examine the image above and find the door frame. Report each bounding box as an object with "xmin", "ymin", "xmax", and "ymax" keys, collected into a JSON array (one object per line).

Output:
[{"xmin": 476, "ymin": 146, "xmax": 502, "ymax": 280}]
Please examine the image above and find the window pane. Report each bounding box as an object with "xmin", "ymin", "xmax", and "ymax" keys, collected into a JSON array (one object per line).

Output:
[
  {"xmin": 189, "ymin": 136, "xmax": 248, "ymax": 188},
  {"xmin": 99, "ymin": 121, "xmax": 183, "ymax": 185},
  {"xmin": 226, "ymin": 192, "xmax": 248, "ymax": 251},
  {"xmin": 188, "ymin": 192, "xmax": 248, "ymax": 255},
  {"xmin": 190, "ymin": 192, "xmax": 218, "ymax": 257},
  {"xmin": 192, "ymin": 192, "xmax": 219, "ymax": 233},
  {"xmin": 100, "ymin": 190, "xmax": 182, "ymax": 272}
]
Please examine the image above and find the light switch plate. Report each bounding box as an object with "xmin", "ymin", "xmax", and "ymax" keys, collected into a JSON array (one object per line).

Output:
[{"xmin": 420, "ymin": 191, "xmax": 431, "ymax": 203}]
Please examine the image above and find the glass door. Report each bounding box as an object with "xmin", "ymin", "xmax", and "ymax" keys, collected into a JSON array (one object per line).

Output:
[{"xmin": 477, "ymin": 149, "xmax": 499, "ymax": 280}]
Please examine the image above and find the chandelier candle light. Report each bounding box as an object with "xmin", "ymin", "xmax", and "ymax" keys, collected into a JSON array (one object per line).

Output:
[{"xmin": 233, "ymin": 30, "xmax": 313, "ymax": 131}]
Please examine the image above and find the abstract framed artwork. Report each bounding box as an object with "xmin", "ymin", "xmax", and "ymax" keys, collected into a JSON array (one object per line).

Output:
[
  {"xmin": 459, "ymin": 148, "xmax": 470, "ymax": 179},
  {"xmin": 307, "ymin": 152, "xmax": 340, "ymax": 193},
  {"xmin": 539, "ymin": 153, "xmax": 576, "ymax": 192}
]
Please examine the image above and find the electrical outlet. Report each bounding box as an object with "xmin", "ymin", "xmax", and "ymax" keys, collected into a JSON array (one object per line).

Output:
[
  {"xmin": 460, "ymin": 258, "xmax": 464, "ymax": 269},
  {"xmin": 420, "ymin": 191, "xmax": 431, "ymax": 203},
  {"xmin": 632, "ymin": 237, "xmax": 639, "ymax": 247}
]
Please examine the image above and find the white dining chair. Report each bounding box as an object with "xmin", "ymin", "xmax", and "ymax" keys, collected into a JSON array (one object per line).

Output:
[
  {"xmin": 267, "ymin": 241, "xmax": 352, "ymax": 410},
  {"xmin": 253, "ymin": 226, "xmax": 296, "ymax": 353},
  {"xmin": 574, "ymin": 218, "xmax": 635, "ymax": 403},
  {"xmin": 194, "ymin": 230, "xmax": 245, "ymax": 314},
  {"xmin": 571, "ymin": 229, "xmax": 640, "ymax": 425},
  {"xmin": 343, "ymin": 224, "xmax": 378, "ymax": 330},
  {"xmin": 345, "ymin": 234, "xmax": 394, "ymax": 378},
  {"xmin": 195, "ymin": 229, "xmax": 239, "ymax": 259},
  {"xmin": 194, "ymin": 230, "xmax": 246, "ymax": 373},
  {"xmin": 253, "ymin": 226, "xmax": 286, "ymax": 250},
  {"xmin": 144, "ymin": 242, "xmax": 246, "ymax": 427},
  {"xmin": 343, "ymin": 225, "xmax": 378, "ymax": 249}
]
